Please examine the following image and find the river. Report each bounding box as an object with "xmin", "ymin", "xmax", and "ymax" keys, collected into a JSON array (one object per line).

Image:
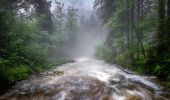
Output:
[{"xmin": 0, "ymin": 57, "xmax": 169, "ymax": 100}]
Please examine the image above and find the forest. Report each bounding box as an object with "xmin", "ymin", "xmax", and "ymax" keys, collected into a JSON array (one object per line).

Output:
[
  {"xmin": 0, "ymin": 0, "xmax": 170, "ymax": 100},
  {"xmin": 95, "ymin": 0, "xmax": 170, "ymax": 89}
]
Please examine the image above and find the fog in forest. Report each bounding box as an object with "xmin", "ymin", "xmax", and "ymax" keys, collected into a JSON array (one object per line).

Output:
[
  {"xmin": 51, "ymin": 0, "xmax": 108, "ymax": 58},
  {"xmin": 1, "ymin": 0, "xmax": 170, "ymax": 99}
]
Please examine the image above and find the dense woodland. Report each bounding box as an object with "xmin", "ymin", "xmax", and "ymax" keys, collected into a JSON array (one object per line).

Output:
[
  {"xmin": 0, "ymin": 0, "xmax": 79, "ymax": 92},
  {"xmin": 95, "ymin": 0, "xmax": 170, "ymax": 89},
  {"xmin": 0, "ymin": 0, "xmax": 101, "ymax": 93},
  {"xmin": 0, "ymin": 0, "xmax": 170, "ymax": 94}
]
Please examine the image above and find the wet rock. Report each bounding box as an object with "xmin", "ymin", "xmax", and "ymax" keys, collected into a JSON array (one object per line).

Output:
[
  {"xmin": 19, "ymin": 91, "xmax": 27, "ymax": 95},
  {"xmin": 102, "ymin": 95, "xmax": 112, "ymax": 100},
  {"xmin": 155, "ymin": 96, "xmax": 165, "ymax": 100},
  {"xmin": 47, "ymin": 71, "xmax": 54, "ymax": 75},
  {"xmin": 109, "ymin": 74, "xmax": 126, "ymax": 85},
  {"xmin": 30, "ymin": 85, "xmax": 39, "ymax": 93},
  {"xmin": 127, "ymin": 95, "xmax": 142, "ymax": 100},
  {"xmin": 19, "ymin": 83, "xmax": 32, "ymax": 92},
  {"xmin": 109, "ymin": 80, "xmax": 121, "ymax": 85},
  {"xmin": 54, "ymin": 70, "xmax": 64, "ymax": 76},
  {"xmin": 42, "ymin": 84, "xmax": 62, "ymax": 95}
]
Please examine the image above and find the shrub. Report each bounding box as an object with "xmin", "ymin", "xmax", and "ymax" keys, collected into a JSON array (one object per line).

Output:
[
  {"xmin": 95, "ymin": 45, "xmax": 114, "ymax": 63},
  {"xmin": 115, "ymin": 52, "xmax": 131, "ymax": 68},
  {"xmin": 0, "ymin": 65, "xmax": 31, "ymax": 84}
]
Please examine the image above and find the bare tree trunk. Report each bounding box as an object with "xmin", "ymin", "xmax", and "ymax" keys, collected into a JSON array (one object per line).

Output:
[
  {"xmin": 157, "ymin": 0, "xmax": 166, "ymax": 56},
  {"xmin": 121, "ymin": 30, "xmax": 125, "ymax": 53},
  {"xmin": 140, "ymin": 0, "xmax": 144, "ymax": 41},
  {"xmin": 158, "ymin": 0, "xmax": 166, "ymax": 40},
  {"xmin": 130, "ymin": 0, "xmax": 135, "ymax": 62},
  {"xmin": 136, "ymin": 32, "xmax": 146, "ymax": 57},
  {"xmin": 136, "ymin": 0, "xmax": 146, "ymax": 57},
  {"xmin": 166, "ymin": 0, "xmax": 170, "ymax": 42},
  {"xmin": 127, "ymin": 0, "xmax": 130, "ymax": 50},
  {"xmin": 168, "ymin": 0, "xmax": 170, "ymax": 16}
]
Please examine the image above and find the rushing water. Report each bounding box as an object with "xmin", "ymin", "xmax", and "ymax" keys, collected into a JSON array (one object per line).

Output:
[{"xmin": 0, "ymin": 57, "xmax": 169, "ymax": 100}]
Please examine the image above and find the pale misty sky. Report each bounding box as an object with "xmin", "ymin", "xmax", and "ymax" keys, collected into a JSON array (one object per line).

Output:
[{"xmin": 51, "ymin": 0, "xmax": 95, "ymax": 14}]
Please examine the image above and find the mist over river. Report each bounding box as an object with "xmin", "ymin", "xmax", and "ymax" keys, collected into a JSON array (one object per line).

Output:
[{"xmin": 0, "ymin": 0, "xmax": 170, "ymax": 100}]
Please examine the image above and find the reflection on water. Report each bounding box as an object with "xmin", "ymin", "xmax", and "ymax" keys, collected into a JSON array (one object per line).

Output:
[{"xmin": 0, "ymin": 57, "xmax": 169, "ymax": 100}]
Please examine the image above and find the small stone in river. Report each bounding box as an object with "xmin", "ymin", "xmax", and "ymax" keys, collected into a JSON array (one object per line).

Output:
[
  {"xmin": 19, "ymin": 92, "xmax": 27, "ymax": 95},
  {"xmin": 109, "ymin": 74, "xmax": 126, "ymax": 85}
]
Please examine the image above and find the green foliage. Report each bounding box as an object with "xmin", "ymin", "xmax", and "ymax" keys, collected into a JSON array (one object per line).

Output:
[
  {"xmin": 0, "ymin": 13, "xmax": 50, "ymax": 85},
  {"xmin": 115, "ymin": 52, "xmax": 131, "ymax": 68},
  {"xmin": 95, "ymin": 45, "xmax": 114, "ymax": 63},
  {"xmin": 0, "ymin": 65, "xmax": 30, "ymax": 84},
  {"xmin": 94, "ymin": 0, "xmax": 115, "ymax": 24},
  {"xmin": 31, "ymin": 65, "xmax": 46, "ymax": 73},
  {"xmin": 166, "ymin": 75, "xmax": 170, "ymax": 89},
  {"xmin": 0, "ymin": 1, "xmax": 64, "ymax": 90},
  {"xmin": 95, "ymin": 0, "xmax": 170, "ymax": 90},
  {"xmin": 154, "ymin": 64, "xmax": 161, "ymax": 75}
]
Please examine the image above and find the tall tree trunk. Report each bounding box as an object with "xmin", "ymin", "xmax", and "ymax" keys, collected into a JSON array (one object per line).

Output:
[
  {"xmin": 157, "ymin": 0, "xmax": 166, "ymax": 56},
  {"xmin": 130, "ymin": 0, "xmax": 135, "ymax": 62},
  {"xmin": 158, "ymin": 0, "xmax": 165, "ymax": 38},
  {"xmin": 136, "ymin": 0, "xmax": 140, "ymax": 59},
  {"xmin": 136, "ymin": 0, "xmax": 146, "ymax": 57},
  {"xmin": 127, "ymin": 0, "xmax": 130, "ymax": 50},
  {"xmin": 167, "ymin": 0, "xmax": 170, "ymax": 38},
  {"xmin": 136, "ymin": 32, "xmax": 146, "ymax": 57},
  {"xmin": 140, "ymin": 0, "xmax": 144, "ymax": 41},
  {"xmin": 168, "ymin": 0, "xmax": 170, "ymax": 16},
  {"xmin": 130, "ymin": 0, "xmax": 135, "ymax": 45},
  {"xmin": 35, "ymin": 0, "xmax": 53, "ymax": 33},
  {"xmin": 121, "ymin": 30, "xmax": 125, "ymax": 53}
]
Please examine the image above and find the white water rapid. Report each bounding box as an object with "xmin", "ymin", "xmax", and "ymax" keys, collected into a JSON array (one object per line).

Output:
[{"xmin": 0, "ymin": 57, "xmax": 169, "ymax": 100}]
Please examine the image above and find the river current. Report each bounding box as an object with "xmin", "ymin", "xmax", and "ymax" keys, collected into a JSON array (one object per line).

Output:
[{"xmin": 0, "ymin": 57, "xmax": 169, "ymax": 100}]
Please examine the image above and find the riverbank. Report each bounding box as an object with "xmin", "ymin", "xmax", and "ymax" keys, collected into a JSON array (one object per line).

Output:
[
  {"xmin": 0, "ymin": 59, "xmax": 73, "ymax": 95},
  {"xmin": 0, "ymin": 58, "xmax": 169, "ymax": 100}
]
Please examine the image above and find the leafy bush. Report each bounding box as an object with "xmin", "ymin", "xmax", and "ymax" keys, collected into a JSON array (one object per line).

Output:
[
  {"xmin": 166, "ymin": 75, "xmax": 170, "ymax": 89},
  {"xmin": 95, "ymin": 45, "xmax": 114, "ymax": 63},
  {"xmin": 0, "ymin": 7, "xmax": 52, "ymax": 89},
  {"xmin": 115, "ymin": 52, "xmax": 131, "ymax": 68},
  {"xmin": 0, "ymin": 65, "xmax": 31, "ymax": 84}
]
